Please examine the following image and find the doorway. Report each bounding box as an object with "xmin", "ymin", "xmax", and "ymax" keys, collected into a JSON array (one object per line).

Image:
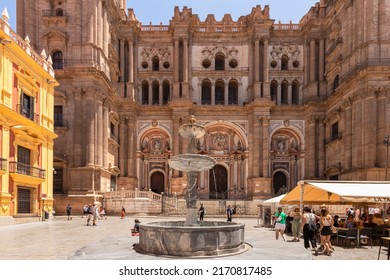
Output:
[
  {"xmin": 273, "ymin": 171, "xmax": 287, "ymax": 195},
  {"xmin": 209, "ymin": 165, "xmax": 228, "ymax": 199},
  {"xmin": 150, "ymin": 171, "xmax": 165, "ymax": 194}
]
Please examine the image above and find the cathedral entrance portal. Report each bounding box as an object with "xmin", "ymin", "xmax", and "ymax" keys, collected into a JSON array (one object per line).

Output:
[
  {"xmin": 272, "ymin": 171, "xmax": 287, "ymax": 195},
  {"xmin": 209, "ymin": 165, "xmax": 228, "ymax": 199},
  {"xmin": 150, "ymin": 171, "xmax": 165, "ymax": 194}
]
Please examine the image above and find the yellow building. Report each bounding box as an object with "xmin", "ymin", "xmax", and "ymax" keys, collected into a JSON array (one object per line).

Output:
[{"xmin": 0, "ymin": 9, "xmax": 58, "ymax": 225}]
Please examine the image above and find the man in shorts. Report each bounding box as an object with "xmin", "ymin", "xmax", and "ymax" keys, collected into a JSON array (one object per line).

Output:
[{"xmin": 273, "ymin": 207, "xmax": 287, "ymax": 241}]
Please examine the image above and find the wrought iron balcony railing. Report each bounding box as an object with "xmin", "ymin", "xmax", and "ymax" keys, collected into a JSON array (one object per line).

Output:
[
  {"xmin": 16, "ymin": 104, "xmax": 39, "ymax": 124},
  {"xmin": 0, "ymin": 158, "xmax": 7, "ymax": 171},
  {"xmin": 9, "ymin": 162, "xmax": 46, "ymax": 179},
  {"xmin": 54, "ymin": 119, "xmax": 69, "ymax": 128}
]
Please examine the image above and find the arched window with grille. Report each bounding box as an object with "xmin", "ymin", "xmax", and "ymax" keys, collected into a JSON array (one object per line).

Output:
[
  {"xmin": 152, "ymin": 81, "xmax": 159, "ymax": 105},
  {"xmin": 270, "ymin": 80, "xmax": 278, "ymax": 102},
  {"xmin": 163, "ymin": 80, "xmax": 170, "ymax": 105},
  {"xmin": 52, "ymin": 50, "xmax": 63, "ymax": 69},
  {"xmin": 215, "ymin": 80, "xmax": 225, "ymax": 105},
  {"xmin": 215, "ymin": 53, "xmax": 225, "ymax": 70},
  {"xmin": 228, "ymin": 79, "xmax": 238, "ymax": 105},
  {"xmin": 142, "ymin": 81, "xmax": 149, "ymax": 105},
  {"xmin": 152, "ymin": 56, "xmax": 159, "ymax": 71},
  {"xmin": 292, "ymin": 80, "xmax": 300, "ymax": 105},
  {"xmin": 201, "ymin": 80, "xmax": 211, "ymax": 105},
  {"xmin": 281, "ymin": 80, "xmax": 289, "ymax": 104},
  {"xmin": 281, "ymin": 55, "xmax": 289, "ymax": 70}
]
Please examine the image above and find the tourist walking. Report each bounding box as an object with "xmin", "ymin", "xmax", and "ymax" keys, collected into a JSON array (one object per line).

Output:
[
  {"xmin": 273, "ymin": 207, "xmax": 287, "ymax": 241},
  {"xmin": 86, "ymin": 204, "xmax": 93, "ymax": 226},
  {"xmin": 301, "ymin": 206, "xmax": 318, "ymax": 255},
  {"xmin": 198, "ymin": 203, "xmax": 205, "ymax": 221},
  {"xmin": 121, "ymin": 206, "xmax": 126, "ymax": 219},
  {"xmin": 92, "ymin": 204, "xmax": 99, "ymax": 226},
  {"xmin": 82, "ymin": 205, "xmax": 88, "ymax": 218},
  {"xmin": 226, "ymin": 205, "xmax": 233, "ymax": 222},
  {"xmin": 66, "ymin": 204, "xmax": 72, "ymax": 220},
  {"xmin": 290, "ymin": 207, "xmax": 301, "ymax": 242},
  {"xmin": 318, "ymin": 206, "xmax": 334, "ymax": 256}
]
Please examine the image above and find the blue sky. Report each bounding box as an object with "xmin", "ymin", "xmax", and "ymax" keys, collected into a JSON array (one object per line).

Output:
[{"xmin": 1, "ymin": 0, "xmax": 317, "ymax": 31}]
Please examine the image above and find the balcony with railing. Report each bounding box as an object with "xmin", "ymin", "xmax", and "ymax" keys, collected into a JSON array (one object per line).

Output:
[
  {"xmin": 54, "ymin": 119, "xmax": 69, "ymax": 128},
  {"xmin": 17, "ymin": 104, "xmax": 39, "ymax": 124},
  {"xmin": 9, "ymin": 162, "xmax": 46, "ymax": 179},
  {"xmin": 0, "ymin": 158, "xmax": 7, "ymax": 174},
  {"xmin": 42, "ymin": 9, "xmax": 68, "ymax": 25}
]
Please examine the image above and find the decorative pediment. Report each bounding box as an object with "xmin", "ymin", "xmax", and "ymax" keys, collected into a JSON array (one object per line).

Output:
[{"xmin": 43, "ymin": 29, "xmax": 68, "ymax": 41}]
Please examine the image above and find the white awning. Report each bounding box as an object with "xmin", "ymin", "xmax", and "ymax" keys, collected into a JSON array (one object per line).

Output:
[{"xmin": 263, "ymin": 194, "xmax": 286, "ymax": 204}]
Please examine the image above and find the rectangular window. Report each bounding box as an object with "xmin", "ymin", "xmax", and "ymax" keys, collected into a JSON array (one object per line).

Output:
[
  {"xmin": 21, "ymin": 92, "xmax": 35, "ymax": 120},
  {"xmin": 331, "ymin": 122, "xmax": 339, "ymax": 141},
  {"xmin": 17, "ymin": 146, "xmax": 31, "ymax": 175},
  {"xmin": 54, "ymin": 105, "xmax": 63, "ymax": 126}
]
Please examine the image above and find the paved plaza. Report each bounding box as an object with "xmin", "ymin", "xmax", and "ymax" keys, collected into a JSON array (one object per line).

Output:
[{"xmin": 0, "ymin": 215, "xmax": 384, "ymax": 260}]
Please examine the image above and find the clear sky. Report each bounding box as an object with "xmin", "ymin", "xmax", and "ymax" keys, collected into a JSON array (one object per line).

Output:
[{"xmin": 1, "ymin": 0, "xmax": 318, "ymax": 31}]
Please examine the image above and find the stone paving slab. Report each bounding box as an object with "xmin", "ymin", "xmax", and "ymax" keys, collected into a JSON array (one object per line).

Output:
[{"xmin": 0, "ymin": 215, "xmax": 384, "ymax": 260}]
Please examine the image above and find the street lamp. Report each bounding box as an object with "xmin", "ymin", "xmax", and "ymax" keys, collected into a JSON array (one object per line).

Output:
[{"xmin": 383, "ymin": 135, "xmax": 390, "ymax": 218}]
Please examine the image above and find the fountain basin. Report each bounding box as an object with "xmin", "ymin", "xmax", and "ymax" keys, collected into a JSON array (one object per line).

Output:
[
  {"xmin": 169, "ymin": 154, "xmax": 217, "ymax": 172},
  {"xmin": 134, "ymin": 221, "xmax": 246, "ymax": 257}
]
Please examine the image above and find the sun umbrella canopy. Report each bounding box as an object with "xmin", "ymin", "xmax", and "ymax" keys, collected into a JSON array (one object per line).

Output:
[{"xmin": 280, "ymin": 180, "xmax": 390, "ymax": 205}]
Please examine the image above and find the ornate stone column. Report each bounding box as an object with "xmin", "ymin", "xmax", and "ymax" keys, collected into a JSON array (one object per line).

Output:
[
  {"xmin": 119, "ymin": 117, "xmax": 126, "ymax": 175},
  {"xmin": 309, "ymin": 39, "xmax": 316, "ymax": 83},
  {"xmin": 102, "ymin": 104, "xmax": 109, "ymax": 168},
  {"xmin": 254, "ymin": 38, "xmax": 261, "ymax": 100},
  {"xmin": 277, "ymin": 83, "xmax": 281, "ymax": 105},
  {"xmin": 261, "ymin": 117, "xmax": 270, "ymax": 177},
  {"xmin": 306, "ymin": 116, "xmax": 317, "ymax": 178},
  {"xmin": 262, "ymin": 37, "xmax": 270, "ymax": 98},
  {"xmin": 253, "ymin": 116, "xmax": 261, "ymax": 177},
  {"xmin": 73, "ymin": 91, "xmax": 83, "ymax": 166},
  {"xmin": 172, "ymin": 117, "xmax": 180, "ymax": 177},
  {"xmin": 85, "ymin": 91, "xmax": 95, "ymax": 166},
  {"xmin": 96, "ymin": 96, "xmax": 103, "ymax": 167}
]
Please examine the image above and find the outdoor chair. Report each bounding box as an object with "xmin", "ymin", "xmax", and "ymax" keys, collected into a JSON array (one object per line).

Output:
[
  {"xmin": 372, "ymin": 225, "xmax": 385, "ymax": 245},
  {"xmin": 359, "ymin": 227, "xmax": 373, "ymax": 248},
  {"xmin": 338, "ymin": 228, "xmax": 358, "ymax": 248}
]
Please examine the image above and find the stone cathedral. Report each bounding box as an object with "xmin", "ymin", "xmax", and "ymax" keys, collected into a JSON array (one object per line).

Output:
[{"xmin": 16, "ymin": 0, "xmax": 390, "ymax": 211}]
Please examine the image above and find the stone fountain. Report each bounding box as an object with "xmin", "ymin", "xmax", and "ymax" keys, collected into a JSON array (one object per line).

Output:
[{"xmin": 134, "ymin": 116, "xmax": 246, "ymax": 257}]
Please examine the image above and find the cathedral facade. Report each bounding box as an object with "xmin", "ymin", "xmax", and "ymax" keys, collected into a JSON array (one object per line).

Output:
[{"xmin": 16, "ymin": 0, "xmax": 390, "ymax": 209}]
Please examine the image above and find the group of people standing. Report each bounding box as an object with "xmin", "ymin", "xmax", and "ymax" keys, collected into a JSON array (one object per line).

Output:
[{"xmin": 273, "ymin": 204, "xmax": 335, "ymax": 256}]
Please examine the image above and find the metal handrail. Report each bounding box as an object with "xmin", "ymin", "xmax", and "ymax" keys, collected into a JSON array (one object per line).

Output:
[
  {"xmin": 0, "ymin": 158, "xmax": 7, "ymax": 171},
  {"xmin": 9, "ymin": 162, "xmax": 46, "ymax": 179}
]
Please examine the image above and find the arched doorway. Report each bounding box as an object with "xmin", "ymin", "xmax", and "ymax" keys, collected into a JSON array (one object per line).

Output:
[
  {"xmin": 209, "ymin": 165, "xmax": 228, "ymax": 199},
  {"xmin": 150, "ymin": 171, "xmax": 165, "ymax": 194},
  {"xmin": 273, "ymin": 171, "xmax": 287, "ymax": 195}
]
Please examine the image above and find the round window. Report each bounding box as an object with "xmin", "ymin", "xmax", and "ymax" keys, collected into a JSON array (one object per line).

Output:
[
  {"xmin": 229, "ymin": 59, "xmax": 238, "ymax": 68},
  {"xmin": 141, "ymin": 61, "xmax": 148, "ymax": 69},
  {"xmin": 292, "ymin": 60, "xmax": 300, "ymax": 68},
  {"xmin": 270, "ymin": 61, "xmax": 277, "ymax": 68},
  {"xmin": 202, "ymin": 59, "xmax": 211, "ymax": 68},
  {"xmin": 163, "ymin": 61, "xmax": 170, "ymax": 69}
]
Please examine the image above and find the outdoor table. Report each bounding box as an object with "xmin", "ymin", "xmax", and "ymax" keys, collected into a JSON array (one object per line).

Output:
[
  {"xmin": 385, "ymin": 228, "xmax": 390, "ymax": 237},
  {"xmin": 377, "ymin": 236, "xmax": 390, "ymax": 260}
]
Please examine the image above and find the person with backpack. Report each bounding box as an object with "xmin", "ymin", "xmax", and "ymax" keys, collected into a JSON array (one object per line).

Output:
[{"xmin": 301, "ymin": 206, "xmax": 318, "ymax": 255}]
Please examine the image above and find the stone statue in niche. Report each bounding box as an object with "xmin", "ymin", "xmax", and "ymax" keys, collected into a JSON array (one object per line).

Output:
[{"xmin": 212, "ymin": 133, "xmax": 226, "ymax": 150}]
